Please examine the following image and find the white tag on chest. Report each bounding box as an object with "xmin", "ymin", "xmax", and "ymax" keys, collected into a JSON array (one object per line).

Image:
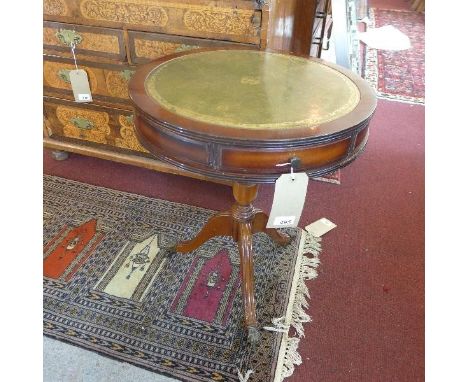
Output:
[
  {"xmin": 69, "ymin": 69, "xmax": 93, "ymax": 103},
  {"xmin": 266, "ymin": 173, "xmax": 309, "ymax": 228}
]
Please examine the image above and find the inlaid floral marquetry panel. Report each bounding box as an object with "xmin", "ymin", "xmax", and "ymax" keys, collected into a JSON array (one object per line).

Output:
[
  {"xmin": 183, "ymin": 8, "xmax": 258, "ymax": 36},
  {"xmin": 134, "ymin": 39, "xmax": 199, "ymax": 61},
  {"xmin": 77, "ymin": 0, "xmax": 259, "ymax": 41},
  {"xmin": 56, "ymin": 106, "xmax": 111, "ymax": 144},
  {"xmin": 44, "ymin": 61, "xmax": 99, "ymax": 92},
  {"xmin": 80, "ymin": 0, "xmax": 169, "ymax": 26},
  {"xmin": 115, "ymin": 115, "xmax": 149, "ymax": 152},
  {"xmin": 44, "ymin": 0, "xmax": 70, "ymax": 16},
  {"xmin": 43, "ymin": 27, "xmax": 121, "ymax": 54},
  {"xmin": 105, "ymin": 70, "xmax": 135, "ymax": 99}
]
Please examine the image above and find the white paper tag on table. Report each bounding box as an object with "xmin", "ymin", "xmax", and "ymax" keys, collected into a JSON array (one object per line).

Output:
[
  {"xmin": 266, "ymin": 172, "xmax": 309, "ymax": 228},
  {"xmin": 69, "ymin": 69, "xmax": 93, "ymax": 103},
  {"xmin": 305, "ymin": 218, "xmax": 337, "ymax": 237}
]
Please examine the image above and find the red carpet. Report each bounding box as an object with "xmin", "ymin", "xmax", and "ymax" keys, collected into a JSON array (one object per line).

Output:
[{"xmin": 44, "ymin": 96, "xmax": 425, "ymax": 381}]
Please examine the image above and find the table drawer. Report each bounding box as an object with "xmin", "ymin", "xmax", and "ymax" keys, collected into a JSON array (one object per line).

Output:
[
  {"xmin": 127, "ymin": 30, "xmax": 250, "ymax": 64},
  {"xmin": 43, "ymin": 55, "xmax": 135, "ymax": 104},
  {"xmin": 44, "ymin": 97, "xmax": 148, "ymax": 153},
  {"xmin": 43, "ymin": 21, "xmax": 127, "ymax": 62},
  {"xmin": 43, "ymin": 0, "xmax": 262, "ymax": 45}
]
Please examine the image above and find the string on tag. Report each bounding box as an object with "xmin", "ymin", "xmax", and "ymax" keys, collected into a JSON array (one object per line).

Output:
[
  {"xmin": 70, "ymin": 42, "xmax": 78, "ymax": 70},
  {"xmin": 275, "ymin": 162, "xmax": 295, "ymax": 181}
]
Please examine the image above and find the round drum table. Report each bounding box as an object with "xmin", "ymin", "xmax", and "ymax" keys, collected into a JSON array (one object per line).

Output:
[{"xmin": 129, "ymin": 48, "xmax": 376, "ymax": 344}]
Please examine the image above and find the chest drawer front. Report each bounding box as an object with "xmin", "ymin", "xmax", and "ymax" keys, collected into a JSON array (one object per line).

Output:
[
  {"xmin": 44, "ymin": 98, "xmax": 148, "ymax": 153},
  {"xmin": 128, "ymin": 31, "xmax": 250, "ymax": 64},
  {"xmin": 44, "ymin": 21, "xmax": 127, "ymax": 62},
  {"xmin": 44, "ymin": 0, "xmax": 262, "ymax": 45},
  {"xmin": 43, "ymin": 56, "xmax": 135, "ymax": 104}
]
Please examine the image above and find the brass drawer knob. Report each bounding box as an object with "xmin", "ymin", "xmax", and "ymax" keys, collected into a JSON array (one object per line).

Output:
[
  {"xmin": 71, "ymin": 117, "xmax": 94, "ymax": 130},
  {"xmin": 56, "ymin": 29, "xmax": 83, "ymax": 47}
]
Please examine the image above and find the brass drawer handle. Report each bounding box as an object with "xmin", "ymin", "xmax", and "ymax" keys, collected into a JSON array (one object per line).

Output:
[
  {"xmin": 57, "ymin": 69, "xmax": 71, "ymax": 83},
  {"xmin": 56, "ymin": 29, "xmax": 83, "ymax": 47},
  {"xmin": 71, "ymin": 117, "xmax": 94, "ymax": 130},
  {"xmin": 120, "ymin": 69, "xmax": 135, "ymax": 81}
]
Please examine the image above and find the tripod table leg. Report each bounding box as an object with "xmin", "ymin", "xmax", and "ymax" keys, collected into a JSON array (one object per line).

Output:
[
  {"xmin": 251, "ymin": 211, "xmax": 291, "ymax": 246},
  {"xmin": 175, "ymin": 211, "xmax": 233, "ymax": 253}
]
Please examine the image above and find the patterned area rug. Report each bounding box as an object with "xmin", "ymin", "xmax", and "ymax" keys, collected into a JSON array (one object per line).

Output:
[
  {"xmin": 365, "ymin": 8, "xmax": 425, "ymax": 104},
  {"xmin": 43, "ymin": 175, "xmax": 321, "ymax": 382}
]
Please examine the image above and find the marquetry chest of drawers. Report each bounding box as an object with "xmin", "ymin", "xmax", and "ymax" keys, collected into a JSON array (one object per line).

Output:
[{"xmin": 43, "ymin": 0, "xmax": 318, "ymax": 180}]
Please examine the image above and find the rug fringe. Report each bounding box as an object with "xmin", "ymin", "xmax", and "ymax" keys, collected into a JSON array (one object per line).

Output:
[
  {"xmin": 280, "ymin": 337, "xmax": 302, "ymax": 379},
  {"xmin": 275, "ymin": 230, "xmax": 321, "ymax": 382},
  {"xmin": 291, "ymin": 233, "xmax": 320, "ymax": 338}
]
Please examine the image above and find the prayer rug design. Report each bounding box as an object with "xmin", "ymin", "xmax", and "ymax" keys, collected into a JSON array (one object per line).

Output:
[
  {"xmin": 43, "ymin": 175, "xmax": 321, "ymax": 382},
  {"xmin": 365, "ymin": 8, "xmax": 425, "ymax": 104}
]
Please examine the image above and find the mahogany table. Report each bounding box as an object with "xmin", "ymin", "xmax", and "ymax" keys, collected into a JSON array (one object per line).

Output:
[{"xmin": 129, "ymin": 48, "xmax": 377, "ymax": 344}]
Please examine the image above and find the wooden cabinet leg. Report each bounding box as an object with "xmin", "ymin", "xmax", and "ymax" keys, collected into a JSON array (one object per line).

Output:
[
  {"xmin": 51, "ymin": 150, "xmax": 69, "ymax": 161},
  {"xmin": 175, "ymin": 211, "xmax": 233, "ymax": 253}
]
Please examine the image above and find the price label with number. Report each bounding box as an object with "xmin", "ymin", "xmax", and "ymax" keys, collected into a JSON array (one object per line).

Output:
[
  {"xmin": 69, "ymin": 69, "xmax": 93, "ymax": 103},
  {"xmin": 78, "ymin": 93, "xmax": 91, "ymax": 101},
  {"xmin": 266, "ymin": 173, "xmax": 309, "ymax": 228},
  {"xmin": 273, "ymin": 216, "xmax": 296, "ymax": 226}
]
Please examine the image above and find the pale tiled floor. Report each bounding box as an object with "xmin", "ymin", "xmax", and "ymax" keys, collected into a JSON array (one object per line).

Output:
[{"xmin": 44, "ymin": 336, "xmax": 178, "ymax": 382}]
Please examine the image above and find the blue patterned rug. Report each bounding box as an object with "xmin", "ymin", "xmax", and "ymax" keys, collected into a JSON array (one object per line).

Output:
[{"xmin": 43, "ymin": 175, "xmax": 320, "ymax": 382}]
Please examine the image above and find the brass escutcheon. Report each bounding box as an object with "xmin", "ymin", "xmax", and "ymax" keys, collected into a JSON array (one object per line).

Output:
[
  {"xmin": 120, "ymin": 69, "xmax": 136, "ymax": 82},
  {"xmin": 58, "ymin": 69, "xmax": 71, "ymax": 83},
  {"xmin": 56, "ymin": 29, "xmax": 83, "ymax": 47},
  {"xmin": 71, "ymin": 117, "xmax": 94, "ymax": 130}
]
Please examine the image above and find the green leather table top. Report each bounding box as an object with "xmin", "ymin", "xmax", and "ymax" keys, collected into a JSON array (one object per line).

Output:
[{"xmin": 144, "ymin": 50, "xmax": 360, "ymax": 130}]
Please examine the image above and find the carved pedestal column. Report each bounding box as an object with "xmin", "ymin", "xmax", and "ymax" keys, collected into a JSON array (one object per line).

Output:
[{"xmin": 174, "ymin": 183, "xmax": 290, "ymax": 344}]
